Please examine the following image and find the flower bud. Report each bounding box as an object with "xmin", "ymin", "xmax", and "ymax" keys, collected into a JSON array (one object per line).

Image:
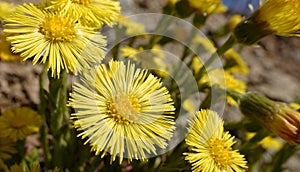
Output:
[
  {"xmin": 239, "ymin": 92, "xmax": 300, "ymax": 145},
  {"xmin": 233, "ymin": 0, "xmax": 300, "ymax": 45}
]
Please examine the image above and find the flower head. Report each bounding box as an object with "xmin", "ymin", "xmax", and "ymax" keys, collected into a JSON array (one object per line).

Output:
[
  {"xmin": 187, "ymin": 0, "xmax": 226, "ymax": 15},
  {"xmin": 234, "ymin": 0, "xmax": 300, "ymax": 45},
  {"xmin": 4, "ymin": 3, "xmax": 106, "ymax": 78},
  {"xmin": 0, "ymin": 107, "xmax": 42, "ymax": 141},
  {"xmin": 239, "ymin": 92, "xmax": 300, "ymax": 145},
  {"xmin": 184, "ymin": 109, "xmax": 247, "ymax": 172},
  {"xmin": 48, "ymin": 0, "xmax": 121, "ymax": 28},
  {"xmin": 68, "ymin": 60, "xmax": 175, "ymax": 164},
  {"xmin": 0, "ymin": 137, "xmax": 16, "ymax": 160}
]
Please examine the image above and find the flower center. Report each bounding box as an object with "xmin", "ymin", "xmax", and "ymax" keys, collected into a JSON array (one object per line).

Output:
[
  {"xmin": 40, "ymin": 15, "xmax": 76, "ymax": 42},
  {"xmin": 107, "ymin": 93, "xmax": 141, "ymax": 124},
  {"xmin": 11, "ymin": 117, "xmax": 27, "ymax": 129},
  {"xmin": 72, "ymin": 0, "xmax": 92, "ymax": 4},
  {"xmin": 209, "ymin": 138, "xmax": 232, "ymax": 170}
]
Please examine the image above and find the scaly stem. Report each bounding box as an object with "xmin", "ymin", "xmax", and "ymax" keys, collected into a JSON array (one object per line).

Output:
[
  {"xmin": 38, "ymin": 67, "xmax": 51, "ymax": 167},
  {"xmin": 48, "ymin": 70, "xmax": 68, "ymax": 169}
]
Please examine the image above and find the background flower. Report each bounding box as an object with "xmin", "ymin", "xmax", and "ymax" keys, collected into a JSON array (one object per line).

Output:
[
  {"xmin": 4, "ymin": 3, "xmax": 106, "ymax": 78},
  {"xmin": 0, "ymin": 107, "xmax": 42, "ymax": 141}
]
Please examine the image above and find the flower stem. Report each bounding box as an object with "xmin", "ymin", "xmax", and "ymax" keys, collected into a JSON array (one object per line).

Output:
[
  {"xmin": 38, "ymin": 67, "xmax": 51, "ymax": 167},
  {"xmin": 48, "ymin": 70, "xmax": 68, "ymax": 169}
]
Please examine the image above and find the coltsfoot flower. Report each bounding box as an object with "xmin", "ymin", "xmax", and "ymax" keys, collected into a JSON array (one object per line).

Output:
[
  {"xmin": 234, "ymin": 0, "xmax": 300, "ymax": 45},
  {"xmin": 0, "ymin": 107, "xmax": 42, "ymax": 141},
  {"xmin": 68, "ymin": 60, "xmax": 175, "ymax": 164},
  {"xmin": 4, "ymin": 3, "xmax": 106, "ymax": 78},
  {"xmin": 187, "ymin": 0, "xmax": 226, "ymax": 15},
  {"xmin": 0, "ymin": 137, "xmax": 16, "ymax": 160},
  {"xmin": 184, "ymin": 109, "xmax": 247, "ymax": 172},
  {"xmin": 239, "ymin": 92, "xmax": 300, "ymax": 145},
  {"xmin": 48, "ymin": 0, "xmax": 121, "ymax": 28}
]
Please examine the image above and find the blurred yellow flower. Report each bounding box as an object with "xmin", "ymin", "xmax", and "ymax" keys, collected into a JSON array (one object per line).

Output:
[
  {"xmin": 184, "ymin": 110, "xmax": 247, "ymax": 172},
  {"xmin": 224, "ymin": 49, "xmax": 249, "ymax": 75},
  {"xmin": 200, "ymin": 69, "xmax": 246, "ymax": 105},
  {"xmin": 234, "ymin": 0, "xmax": 300, "ymax": 45},
  {"xmin": 0, "ymin": 137, "xmax": 16, "ymax": 160},
  {"xmin": 289, "ymin": 102, "xmax": 300, "ymax": 111},
  {"xmin": 246, "ymin": 132, "xmax": 283, "ymax": 150},
  {"xmin": 121, "ymin": 46, "xmax": 144, "ymax": 60},
  {"xmin": 69, "ymin": 60, "xmax": 175, "ymax": 164},
  {"xmin": 187, "ymin": 0, "xmax": 226, "ymax": 15},
  {"xmin": 0, "ymin": 33, "xmax": 21, "ymax": 62},
  {"xmin": 4, "ymin": 3, "xmax": 106, "ymax": 78},
  {"xmin": 0, "ymin": 2, "xmax": 16, "ymax": 20},
  {"xmin": 48, "ymin": 0, "xmax": 121, "ymax": 28},
  {"xmin": 117, "ymin": 16, "xmax": 146, "ymax": 36},
  {"xmin": 0, "ymin": 107, "xmax": 42, "ymax": 141}
]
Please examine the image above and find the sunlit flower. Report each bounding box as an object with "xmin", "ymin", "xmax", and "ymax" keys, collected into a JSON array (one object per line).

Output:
[
  {"xmin": 4, "ymin": 3, "xmax": 106, "ymax": 78},
  {"xmin": 187, "ymin": 0, "xmax": 226, "ymax": 15},
  {"xmin": 184, "ymin": 109, "xmax": 247, "ymax": 172},
  {"xmin": 0, "ymin": 107, "xmax": 42, "ymax": 141},
  {"xmin": 68, "ymin": 60, "xmax": 175, "ymax": 164},
  {"xmin": 0, "ymin": 33, "xmax": 21, "ymax": 62},
  {"xmin": 234, "ymin": 0, "xmax": 300, "ymax": 45},
  {"xmin": 239, "ymin": 92, "xmax": 300, "ymax": 145},
  {"xmin": 0, "ymin": 2, "xmax": 16, "ymax": 20},
  {"xmin": 0, "ymin": 137, "xmax": 16, "ymax": 160},
  {"xmin": 224, "ymin": 49, "xmax": 249, "ymax": 75},
  {"xmin": 48, "ymin": 0, "xmax": 121, "ymax": 28}
]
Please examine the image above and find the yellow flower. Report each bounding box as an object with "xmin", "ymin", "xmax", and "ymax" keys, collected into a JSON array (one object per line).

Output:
[
  {"xmin": 184, "ymin": 110, "xmax": 247, "ymax": 172},
  {"xmin": 0, "ymin": 2, "xmax": 16, "ymax": 20},
  {"xmin": 48, "ymin": 0, "xmax": 121, "ymax": 28},
  {"xmin": 200, "ymin": 69, "xmax": 247, "ymax": 106},
  {"xmin": 0, "ymin": 107, "xmax": 42, "ymax": 141},
  {"xmin": 187, "ymin": 0, "xmax": 226, "ymax": 15},
  {"xmin": 0, "ymin": 33, "xmax": 21, "ymax": 62},
  {"xmin": 0, "ymin": 137, "xmax": 16, "ymax": 160},
  {"xmin": 234, "ymin": 0, "xmax": 300, "ymax": 45},
  {"xmin": 246, "ymin": 132, "xmax": 283, "ymax": 151},
  {"xmin": 224, "ymin": 49, "xmax": 249, "ymax": 75},
  {"xmin": 68, "ymin": 60, "xmax": 176, "ymax": 164},
  {"xmin": 3, "ymin": 3, "xmax": 106, "ymax": 78},
  {"xmin": 121, "ymin": 46, "xmax": 144, "ymax": 60},
  {"xmin": 240, "ymin": 92, "xmax": 300, "ymax": 145},
  {"xmin": 117, "ymin": 16, "xmax": 146, "ymax": 36}
]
